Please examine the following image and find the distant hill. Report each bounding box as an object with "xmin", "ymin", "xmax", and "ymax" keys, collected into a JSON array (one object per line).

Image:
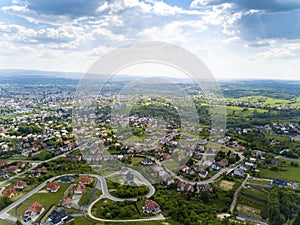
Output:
[{"xmin": 0, "ymin": 69, "xmax": 83, "ymax": 79}]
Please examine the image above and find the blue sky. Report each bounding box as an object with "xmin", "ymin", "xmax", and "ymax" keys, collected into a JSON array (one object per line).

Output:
[{"xmin": 0, "ymin": 0, "xmax": 300, "ymax": 79}]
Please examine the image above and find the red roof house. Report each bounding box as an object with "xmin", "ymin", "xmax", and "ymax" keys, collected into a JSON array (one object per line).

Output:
[
  {"xmin": 25, "ymin": 202, "xmax": 44, "ymax": 216},
  {"xmin": 14, "ymin": 180, "xmax": 27, "ymax": 189},
  {"xmin": 47, "ymin": 181, "xmax": 60, "ymax": 193},
  {"xmin": 142, "ymin": 200, "xmax": 161, "ymax": 214}
]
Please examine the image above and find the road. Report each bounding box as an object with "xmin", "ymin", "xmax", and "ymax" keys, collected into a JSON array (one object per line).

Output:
[
  {"xmin": 230, "ymin": 173, "xmax": 250, "ymax": 213},
  {"xmin": 0, "ymin": 148, "xmax": 78, "ymax": 188},
  {"xmin": 127, "ymin": 168, "xmax": 155, "ymax": 198},
  {"xmin": 0, "ymin": 171, "xmax": 157, "ymax": 224},
  {"xmin": 0, "ymin": 174, "xmax": 65, "ymax": 223},
  {"xmin": 0, "ymin": 143, "xmax": 244, "ymax": 223}
]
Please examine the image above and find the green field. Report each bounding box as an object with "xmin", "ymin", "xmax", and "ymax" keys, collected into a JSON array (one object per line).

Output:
[
  {"xmin": 14, "ymin": 183, "xmax": 71, "ymax": 217},
  {"xmin": 259, "ymin": 167, "xmax": 300, "ymax": 182},
  {"xmin": 104, "ymin": 221, "xmax": 171, "ymax": 225},
  {"xmin": 125, "ymin": 135, "xmax": 146, "ymax": 143},
  {"xmin": 161, "ymin": 159, "xmax": 180, "ymax": 171},
  {"xmin": 91, "ymin": 198, "xmax": 140, "ymax": 220},
  {"xmin": 130, "ymin": 157, "xmax": 144, "ymax": 166},
  {"xmin": 227, "ymin": 95, "xmax": 300, "ymax": 107},
  {"xmin": 0, "ymin": 219, "xmax": 14, "ymax": 225},
  {"xmin": 247, "ymin": 179, "xmax": 271, "ymax": 186},
  {"xmin": 240, "ymin": 187, "xmax": 269, "ymax": 201},
  {"xmin": 73, "ymin": 217, "xmax": 97, "ymax": 225}
]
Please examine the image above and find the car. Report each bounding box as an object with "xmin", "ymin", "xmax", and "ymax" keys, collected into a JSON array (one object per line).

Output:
[{"xmin": 23, "ymin": 216, "xmax": 32, "ymax": 223}]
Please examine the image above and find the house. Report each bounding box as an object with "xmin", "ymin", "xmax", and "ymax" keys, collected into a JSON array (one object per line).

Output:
[
  {"xmin": 0, "ymin": 161, "xmax": 8, "ymax": 167},
  {"xmin": 198, "ymin": 184, "xmax": 214, "ymax": 193},
  {"xmin": 177, "ymin": 181, "xmax": 192, "ymax": 193},
  {"xmin": 233, "ymin": 167, "xmax": 245, "ymax": 177},
  {"xmin": 211, "ymin": 162, "xmax": 221, "ymax": 170},
  {"xmin": 244, "ymin": 162, "xmax": 255, "ymax": 170},
  {"xmin": 67, "ymin": 155, "xmax": 82, "ymax": 162},
  {"xmin": 271, "ymin": 159, "xmax": 280, "ymax": 165},
  {"xmin": 219, "ymin": 158, "xmax": 229, "ymax": 167},
  {"xmin": 36, "ymin": 166, "xmax": 48, "ymax": 174},
  {"xmin": 25, "ymin": 202, "xmax": 44, "ymax": 216},
  {"xmin": 74, "ymin": 183, "xmax": 85, "ymax": 195},
  {"xmin": 3, "ymin": 188, "xmax": 16, "ymax": 198},
  {"xmin": 79, "ymin": 177, "xmax": 93, "ymax": 185},
  {"xmin": 47, "ymin": 181, "xmax": 60, "ymax": 193},
  {"xmin": 0, "ymin": 170, "xmax": 8, "ymax": 179},
  {"xmin": 199, "ymin": 170, "xmax": 208, "ymax": 179},
  {"xmin": 249, "ymin": 158, "xmax": 256, "ymax": 163},
  {"xmin": 165, "ymin": 178, "xmax": 174, "ymax": 186},
  {"xmin": 29, "ymin": 171, "xmax": 41, "ymax": 178},
  {"xmin": 61, "ymin": 176, "xmax": 74, "ymax": 183},
  {"xmin": 48, "ymin": 209, "xmax": 74, "ymax": 225},
  {"xmin": 16, "ymin": 161, "xmax": 27, "ymax": 168},
  {"xmin": 142, "ymin": 200, "xmax": 161, "ymax": 214},
  {"xmin": 181, "ymin": 165, "xmax": 190, "ymax": 173},
  {"xmin": 14, "ymin": 180, "xmax": 27, "ymax": 189},
  {"xmin": 272, "ymin": 178, "xmax": 288, "ymax": 188},
  {"xmin": 141, "ymin": 158, "xmax": 153, "ymax": 166},
  {"xmin": 7, "ymin": 166, "xmax": 18, "ymax": 173}
]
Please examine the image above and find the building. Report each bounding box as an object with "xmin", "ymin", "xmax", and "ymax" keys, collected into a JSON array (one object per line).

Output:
[
  {"xmin": 14, "ymin": 180, "xmax": 27, "ymax": 189},
  {"xmin": 199, "ymin": 170, "xmax": 208, "ymax": 179},
  {"xmin": 272, "ymin": 178, "xmax": 288, "ymax": 188},
  {"xmin": 25, "ymin": 202, "xmax": 44, "ymax": 217},
  {"xmin": 74, "ymin": 183, "xmax": 85, "ymax": 195},
  {"xmin": 211, "ymin": 162, "xmax": 221, "ymax": 170},
  {"xmin": 16, "ymin": 161, "xmax": 27, "ymax": 168},
  {"xmin": 79, "ymin": 177, "xmax": 93, "ymax": 185},
  {"xmin": 142, "ymin": 200, "xmax": 161, "ymax": 214},
  {"xmin": 141, "ymin": 158, "xmax": 153, "ymax": 166},
  {"xmin": 48, "ymin": 209, "xmax": 73, "ymax": 225},
  {"xmin": 233, "ymin": 167, "xmax": 245, "ymax": 177},
  {"xmin": 61, "ymin": 176, "xmax": 74, "ymax": 183},
  {"xmin": 47, "ymin": 181, "xmax": 60, "ymax": 193},
  {"xmin": 3, "ymin": 188, "xmax": 16, "ymax": 198}
]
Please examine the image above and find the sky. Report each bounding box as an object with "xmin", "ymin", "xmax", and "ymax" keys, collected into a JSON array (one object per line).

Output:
[{"xmin": 0, "ymin": 0, "xmax": 300, "ymax": 80}]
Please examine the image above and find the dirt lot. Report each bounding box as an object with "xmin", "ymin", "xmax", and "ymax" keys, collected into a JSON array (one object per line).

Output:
[
  {"xmin": 219, "ymin": 180, "xmax": 235, "ymax": 191},
  {"xmin": 237, "ymin": 204, "xmax": 261, "ymax": 215}
]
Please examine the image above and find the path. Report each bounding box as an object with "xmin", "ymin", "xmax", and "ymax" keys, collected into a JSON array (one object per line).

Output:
[{"xmin": 230, "ymin": 173, "xmax": 250, "ymax": 213}]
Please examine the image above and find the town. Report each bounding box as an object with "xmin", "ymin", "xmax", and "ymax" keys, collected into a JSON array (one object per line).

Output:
[{"xmin": 0, "ymin": 77, "xmax": 300, "ymax": 225}]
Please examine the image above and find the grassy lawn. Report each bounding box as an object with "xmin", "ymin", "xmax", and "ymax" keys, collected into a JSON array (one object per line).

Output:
[
  {"xmin": 29, "ymin": 150, "xmax": 53, "ymax": 161},
  {"xmin": 161, "ymin": 159, "xmax": 180, "ymax": 171},
  {"xmin": 15, "ymin": 183, "xmax": 71, "ymax": 217},
  {"xmin": 227, "ymin": 96, "xmax": 291, "ymax": 106},
  {"xmin": 73, "ymin": 217, "xmax": 97, "ymax": 225},
  {"xmin": 247, "ymin": 179, "xmax": 271, "ymax": 186},
  {"xmin": 237, "ymin": 195, "xmax": 267, "ymax": 212},
  {"xmin": 125, "ymin": 135, "xmax": 146, "ymax": 143},
  {"xmin": 104, "ymin": 222, "xmax": 169, "ymax": 225},
  {"xmin": 226, "ymin": 105, "xmax": 267, "ymax": 116},
  {"xmin": 240, "ymin": 186, "xmax": 269, "ymax": 201},
  {"xmin": 264, "ymin": 134, "xmax": 290, "ymax": 142},
  {"xmin": 78, "ymin": 188, "xmax": 102, "ymax": 206},
  {"xmin": 131, "ymin": 157, "xmax": 144, "ymax": 166},
  {"xmin": 259, "ymin": 167, "xmax": 300, "ymax": 182},
  {"xmin": 91, "ymin": 199, "xmax": 140, "ymax": 220},
  {"xmin": 0, "ymin": 219, "xmax": 14, "ymax": 225}
]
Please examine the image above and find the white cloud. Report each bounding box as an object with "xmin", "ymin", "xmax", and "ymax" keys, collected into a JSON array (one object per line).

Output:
[
  {"xmin": 190, "ymin": 0, "xmax": 215, "ymax": 8},
  {"xmin": 259, "ymin": 43, "xmax": 300, "ymax": 59}
]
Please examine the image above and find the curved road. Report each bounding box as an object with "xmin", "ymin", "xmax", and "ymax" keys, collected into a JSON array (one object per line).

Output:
[{"xmin": 0, "ymin": 172, "xmax": 158, "ymax": 223}]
